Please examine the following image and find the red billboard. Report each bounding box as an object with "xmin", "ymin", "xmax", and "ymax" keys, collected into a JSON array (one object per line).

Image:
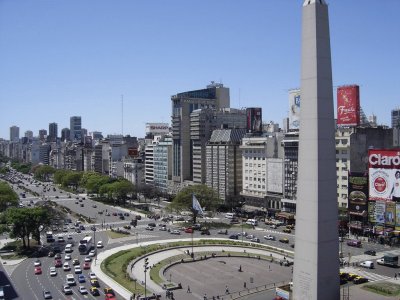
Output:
[
  {"xmin": 128, "ymin": 148, "xmax": 138, "ymax": 157},
  {"xmin": 337, "ymin": 85, "xmax": 360, "ymax": 126},
  {"xmin": 246, "ymin": 107, "xmax": 262, "ymax": 133},
  {"xmin": 368, "ymin": 149, "xmax": 400, "ymax": 202}
]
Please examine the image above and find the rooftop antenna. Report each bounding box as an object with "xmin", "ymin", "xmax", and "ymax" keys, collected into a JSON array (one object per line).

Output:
[{"xmin": 121, "ymin": 95, "xmax": 124, "ymax": 136}]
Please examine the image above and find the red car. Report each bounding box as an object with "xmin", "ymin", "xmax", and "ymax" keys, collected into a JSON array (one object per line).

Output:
[
  {"xmin": 34, "ymin": 267, "xmax": 42, "ymax": 275},
  {"xmin": 184, "ymin": 227, "xmax": 193, "ymax": 234},
  {"xmin": 83, "ymin": 262, "xmax": 91, "ymax": 270},
  {"xmin": 105, "ymin": 294, "xmax": 116, "ymax": 300},
  {"xmin": 54, "ymin": 259, "xmax": 63, "ymax": 267}
]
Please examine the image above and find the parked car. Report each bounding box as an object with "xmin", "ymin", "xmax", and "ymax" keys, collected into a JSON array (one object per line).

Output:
[
  {"xmin": 170, "ymin": 230, "xmax": 181, "ymax": 235},
  {"xmin": 279, "ymin": 238, "xmax": 289, "ymax": 243},
  {"xmin": 364, "ymin": 250, "xmax": 376, "ymax": 256},
  {"xmin": 264, "ymin": 235, "xmax": 276, "ymax": 241}
]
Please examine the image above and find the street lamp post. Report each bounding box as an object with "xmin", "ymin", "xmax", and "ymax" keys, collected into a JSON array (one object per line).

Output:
[
  {"xmin": 241, "ymin": 219, "xmax": 244, "ymax": 243},
  {"xmin": 144, "ymin": 258, "xmax": 149, "ymax": 298}
]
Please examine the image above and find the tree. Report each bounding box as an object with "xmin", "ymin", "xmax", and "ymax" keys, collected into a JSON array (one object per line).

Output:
[
  {"xmin": 83, "ymin": 173, "xmax": 110, "ymax": 194},
  {"xmin": 0, "ymin": 181, "xmax": 19, "ymax": 212},
  {"xmin": 54, "ymin": 169, "xmax": 69, "ymax": 185},
  {"xmin": 111, "ymin": 180, "xmax": 134, "ymax": 206},
  {"xmin": 62, "ymin": 172, "xmax": 83, "ymax": 190},
  {"xmin": 168, "ymin": 185, "xmax": 221, "ymax": 223},
  {"xmin": 33, "ymin": 165, "xmax": 55, "ymax": 181}
]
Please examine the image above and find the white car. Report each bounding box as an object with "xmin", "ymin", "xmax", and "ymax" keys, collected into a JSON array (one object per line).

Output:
[
  {"xmin": 88, "ymin": 249, "xmax": 96, "ymax": 257},
  {"xmin": 264, "ymin": 235, "xmax": 276, "ymax": 241},
  {"xmin": 74, "ymin": 266, "xmax": 82, "ymax": 274},
  {"xmin": 97, "ymin": 241, "xmax": 103, "ymax": 248},
  {"xmin": 79, "ymin": 286, "xmax": 88, "ymax": 294},
  {"xmin": 66, "ymin": 274, "xmax": 76, "ymax": 286},
  {"xmin": 63, "ymin": 262, "xmax": 71, "ymax": 271},
  {"xmin": 89, "ymin": 272, "xmax": 97, "ymax": 280},
  {"xmin": 49, "ymin": 266, "xmax": 57, "ymax": 276},
  {"xmin": 64, "ymin": 254, "xmax": 71, "ymax": 261},
  {"xmin": 34, "ymin": 260, "xmax": 41, "ymax": 266},
  {"xmin": 170, "ymin": 230, "xmax": 181, "ymax": 235},
  {"xmin": 84, "ymin": 256, "xmax": 92, "ymax": 262}
]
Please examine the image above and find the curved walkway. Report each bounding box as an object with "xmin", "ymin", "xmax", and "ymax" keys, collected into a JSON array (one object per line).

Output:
[{"xmin": 91, "ymin": 238, "xmax": 293, "ymax": 299}]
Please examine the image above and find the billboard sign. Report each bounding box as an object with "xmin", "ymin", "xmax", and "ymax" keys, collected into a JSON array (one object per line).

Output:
[
  {"xmin": 369, "ymin": 149, "xmax": 400, "ymax": 202},
  {"xmin": 288, "ymin": 89, "xmax": 301, "ymax": 130},
  {"xmin": 386, "ymin": 201, "xmax": 396, "ymax": 226},
  {"xmin": 145, "ymin": 123, "xmax": 169, "ymax": 135},
  {"xmin": 368, "ymin": 201, "xmax": 376, "ymax": 223},
  {"xmin": 337, "ymin": 85, "xmax": 360, "ymax": 126},
  {"xmin": 396, "ymin": 203, "xmax": 400, "ymax": 230},
  {"xmin": 348, "ymin": 172, "xmax": 368, "ymax": 215},
  {"xmin": 375, "ymin": 201, "xmax": 386, "ymax": 224},
  {"xmin": 246, "ymin": 108, "xmax": 262, "ymax": 133}
]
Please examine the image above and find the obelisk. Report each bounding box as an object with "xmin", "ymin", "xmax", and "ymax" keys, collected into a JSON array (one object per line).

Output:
[{"xmin": 293, "ymin": 1, "xmax": 339, "ymax": 299}]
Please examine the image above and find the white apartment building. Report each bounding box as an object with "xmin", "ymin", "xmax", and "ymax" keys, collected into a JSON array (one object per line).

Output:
[{"xmin": 336, "ymin": 128, "xmax": 352, "ymax": 208}]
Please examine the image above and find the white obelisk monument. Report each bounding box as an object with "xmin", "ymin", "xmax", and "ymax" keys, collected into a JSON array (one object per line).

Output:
[{"xmin": 293, "ymin": 0, "xmax": 339, "ymax": 299}]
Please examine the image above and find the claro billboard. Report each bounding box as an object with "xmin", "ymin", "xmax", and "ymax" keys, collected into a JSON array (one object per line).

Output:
[
  {"xmin": 369, "ymin": 149, "xmax": 400, "ymax": 202},
  {"xmin": 337, "ymin": 85, "xmax": 360, "ymax": 127}
]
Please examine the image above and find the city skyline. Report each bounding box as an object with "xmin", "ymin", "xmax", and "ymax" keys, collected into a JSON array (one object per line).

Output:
[{"xmin": 1, "ymin": 0, "xmax": 399, "ymax": 140}]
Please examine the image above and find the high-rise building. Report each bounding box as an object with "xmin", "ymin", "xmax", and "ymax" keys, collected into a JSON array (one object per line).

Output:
[
  {"xmin": 39, "ymin": 129, "xmax": 47, "ymax": 142},
  {"xmin": 293, "ymin": 1, "xmax": 339, "ymax": 299},
  {"xmin": 171, "ymin": 82, "xmax": 230, "ymax": 184},
  {"xmin": 10, "ymin": 126, "xmax": 19, "ymax": 142},
  {"xmin": 61, "ymin": 128, "xmax": 70, "ymax": 142},
  {"xmin": 24, "ymin": 130, "xmax": 33, "ymax": 140},
  {"xmin": 70, "ymin": 116, "xmax": 82, "ymax": 142},
  {"xmin": 48, "ymin": 122, "xmax": 58, "ymax": 142},
  {"xmin": 391, "ymin": 108, "xmax": 400, "ymax": 128}
]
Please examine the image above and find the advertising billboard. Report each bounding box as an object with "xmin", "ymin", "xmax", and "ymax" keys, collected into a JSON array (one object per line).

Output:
[
  {"xmin": 337, "ymin": 85, "xmax": 360, "ymax": 127},
  {"xmin": 145, "ymin": 123, "xmax": 169, "ymax": 135},
  {"xmin": 288, "ymin": 89, "xmax": 301, "ymax": 130},
  {"xmin": 396, "ymin": 203, "xmax": 400, "ymax": 230},
  {"xmin": 368, "ymin": 149, "xmax": 400, "ymax": 201},
  {"xmin": 128, "ymin": 148, "xmax": 138, "ymax": 158},
  {"xmin": 246, "ymin": 108, "xmax": 262, "ymax": 133},
  {"xmin": 348, "ymin": 172, "xmax": 368, "ymax": 215},
  {"xmin": 386, "ymin": 201, "xmax": 396, "ymax": 226},
  {"xmin": 375, "ymin": 200, "xmax": 386, "ymax": 224},
  {"xmin": 368, "ymin": 201, "xmax": 376, "ymax": 223}
]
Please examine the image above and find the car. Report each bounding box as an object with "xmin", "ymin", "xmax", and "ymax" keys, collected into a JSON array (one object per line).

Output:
[
  {"xmin": 63, "ymin": 284, "xmax": 73, "ymax": 295},
  {"xmin": 270, "ymin": 224, "xmax": 277, "ymax": 229},
  {"xmin": 217, "ymin": 229, "xmax": 228, "ymax": 234},
  {"xmin": 34, "ymin": 259, "xmax": 41, "ymax": 266},
  {"xmin": 105, "ymin": 212, "xmax": 111, "ymax": 216},
  {"xmin": 148, "ymin": 222, "xmax": 156, "ymax": 227},
  {"xmin": 63, "ymin": 262, "xmax": 71, "ymax": 271},
  {"xmin": 43, "ymin": 290, "xmax": 52, "ymax": 299},
  {"xmin": 283, "ymin": 228, "xmax": 292, "ymax": 233},
  {"xmin": 105, "ymin": 294, "xmax": 116, "ymax": 300},
  {"xmin": 159, "ymin": 225, "xmax": 167, "ymax": 231},
  {"xmin": 89, "ymin": 272, "xmax": 97, "ymax": 280},
  {"xmin": 112, "ymin": 212, "xmax": 118, "ymax": 216},
  {"xmin": 64, "ymin": 254, "xmax": 71, "ymax": 260},
  {"xmin": 201, "ymin": 228, "xmax": 210, "ymax": 235},
  {"xmin": 79, "ymin": 225, "xmax": 85, "ymax": 230},
  {"xmin": 264, "ymin": 235, "xmax": 276, "ymax": 241},
  {"xmin": 89, "ymin": 249, "xmax": 96, "ymax": 257},
  {"xmin": 72, "ymin": 258, "xmax": 80, "ymax": 265},
  {"xmin": 75, "ymin": 228, "xmax": 81, "ymax": 233},
  {"xmin": 145, "ymin": 226, "xmax": 154, "ymax": 231},
  {"xmin": 353, "ymin": 276, "xmax": 369, "ymax": 284},
  {"xmin": 170, "ymin": 230, "xmax": 181, "ymax": 235},
  {"xmin": 98, "ymin": 210, "xmax": 103, "ymax": 214},
  {"xmin": 57, "ymin": 236, "xmax": 65, "ymax": 243},
  {"xmin": 66, "ymin": 274, "xmax": 76, "ymax": 285},
  {"xmin": 90, "ymin": 286, "xmax": 100, "ymax": 296},
  {"xmin": 90, "ymin": 279, "xmax": 100, "ymax": 287},
  {"xmin": 229, "ymin": 234, "xmax": 239, "ymax": 240},
  {"xmin": 83, "ymin": 262, "xmax": 90, "ymax": 270},
  {"xmin": 124, "ymin": 212, "xmax": 129, "ymax": 216},
  {"xmin": 62, "ymin": 227, "xmax": 68, "ymax": 232},
  {"xmin": 119, "ymin": 215, "xmax": 125, "ymax": 220},
  {"xmin": 251, "ymin": 237, "xmax": 261, "ymax": 243},
  {"xmin": 104, "ymin": 288, "xmax": 115, "ymax": 296},
  {"xmin": 97, "ymin": 241, "xmax": 103, "ymax": 248},
  {"xmin": 54, "ymin": 253, "xmax": 62, "ymax": 259},
  {"xmin": 185, "ymin": 227, "xmax": 193, "ymax": 233},
  {"xmin": 35, "ymin": 267, "xmax": 42, "ymax": 275},
  {"xmin": 49, "ymin": 267, "xmax": 57, "ymax": 276},
  {"xmin": 376, "ymin": 258, "xmax": 384, "ymax": 265},
  {"xmin": 67, "ymin": 234, "xmax": 73, "ymax": 240},
  {"xmin": 78, "ymin": 274, "xmax": 86, "ymax": 283},
  {"xmin": 54, "ymin": 259, "xmax": 62, "ymax": 268},
  {"xmin": 79, "ymin": 286, "xmax": 88, "ymax": 294},
  {"xmin": 346, "ymin": 273, "xmax": 358, "ymax": 281},
  {"xmin": 84, "ymin": 256, "xmax": 92, "ymax": 262},
  {"xmin": 246, "ymin": 234, "xmax": 255, "ymax": 239},
  {"xmin": 279, "ymin": 238, "xmax": 289, "ymax": 243},
  {"xmin": 123, "ymin": 225, "xmax": 132, "ymax": 230},
  {"xmin": 360, "ymin": 261, "xmax": 374, "ymax": 269},
  {"xmin": 74, "ymin": 266, "xmax": 82, "ymax": 274},
  {"xmin": 75, "ymin": 201, "xmax": 79, "ymax": 204},
  {"xmin": 364, "ymin": 250, "xmax": 376, "ymax": 256},
  {"xmin": 48, "ymin": 251, "xmax": 55, "ymax": 257},
  {"xmin": 80, "ymin": 203, "xmax": 84, "ymax": 207},
  {"xmin": 92, "ymin": 204, "xmax": 97, "ymax": 208},
  {"xmin": 135, "ymin": 215, "xmax": 142, "ymax": 220}
]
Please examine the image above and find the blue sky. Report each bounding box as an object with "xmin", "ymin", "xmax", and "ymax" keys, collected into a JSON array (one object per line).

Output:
[{"xmin": 0, "ymin": 0, "xmax": 399, "ymax": 140}]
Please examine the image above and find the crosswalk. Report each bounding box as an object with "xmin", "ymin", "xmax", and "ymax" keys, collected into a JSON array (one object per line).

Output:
[{"xmin": 342, "ymin": 266, "xmax": 391, "ymax": 282}]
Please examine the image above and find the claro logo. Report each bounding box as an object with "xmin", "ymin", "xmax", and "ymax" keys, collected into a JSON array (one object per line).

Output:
[{"xmin": 369, "ymin": 153, "xmax": 400, "ymax": 166}]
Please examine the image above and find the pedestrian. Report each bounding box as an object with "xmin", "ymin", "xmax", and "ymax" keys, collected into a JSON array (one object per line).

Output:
[
  {"xmin": 187, "ymin": 285, "xmax": 191, "ymax": 293},
  {"xmin": 225, "ymin": 285, "xmax": 229, "ymax": 294},
  {"xmin": 204, "ymin": 293, "xmax": 207, "ymax": 300},
  {"xmin": 395, "ymin": 273, "xmax": 398, "ymax": 280},
  {"xmin": 244, "ymin": 282, "xmax": 247, "ymax": 289}
]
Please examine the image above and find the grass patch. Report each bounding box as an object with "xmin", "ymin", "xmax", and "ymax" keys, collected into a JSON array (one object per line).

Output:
[
  {"xmin": 106, "ymin": 230, "xmax": 130, "ymax": 239},
  {"xmin": 363, "ymin": 282, "xmax": 400, "ymax": 296},
  {"xmin": 1, "ymin": 253, "xmax": 26, "ymax": 260}
]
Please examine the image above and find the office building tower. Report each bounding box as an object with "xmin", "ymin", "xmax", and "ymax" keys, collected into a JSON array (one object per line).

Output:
[
  {"xmin": 171, "ymin": 82, "xmax": 230, "ymax": 184},
  {"xmin": 61, "ymin": 128, "xmax": 70, "ymax": 142},
  {"xmin": 10, "ymin": 126, "xmax": 19, "ymax": 142},
  {"xmin": 70, "ymin": 116, "xmax": 82, "ymax": 142},
  {"xmin": 39, "ymin": 129, "xmax": 47, "ymax": 142},
  {"xmin": 24, "ymin": 130, "xmax": 33, "ymax": 140},
  {"xmin": 48, "ymin": 122, "xmax": 58, "ymax": 142},
  {"xmin": 293, "ymin": 1, "xmax": 339, "ymax": 299}
]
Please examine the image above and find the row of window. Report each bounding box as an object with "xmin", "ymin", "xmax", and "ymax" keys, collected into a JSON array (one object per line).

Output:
[{"xmin": 244, "ymin": 163, "xmax": 266, "ymax": 168}]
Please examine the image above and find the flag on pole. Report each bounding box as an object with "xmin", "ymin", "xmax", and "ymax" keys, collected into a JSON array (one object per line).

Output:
[{"xmin": 192, "ymin": 194, "xmax": 204, "ymax": 215}]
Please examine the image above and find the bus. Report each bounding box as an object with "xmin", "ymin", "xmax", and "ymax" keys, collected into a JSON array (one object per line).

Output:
[{"xmin": 78, "ymin": 236, "xmax": 93, "ymax": 254}]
